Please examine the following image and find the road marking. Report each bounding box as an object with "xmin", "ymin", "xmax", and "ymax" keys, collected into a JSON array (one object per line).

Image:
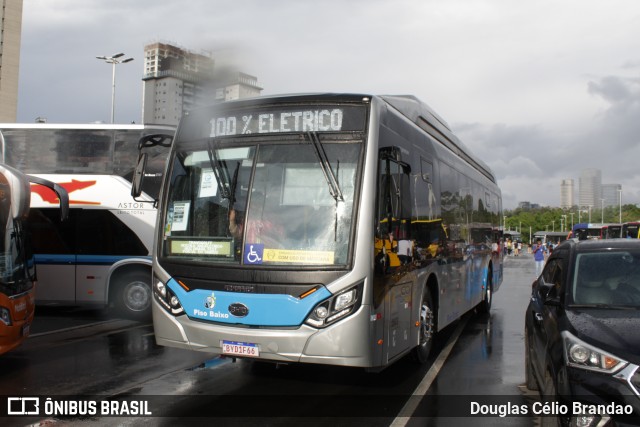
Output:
[{"xmin": 390, "ymin": 314, "xmax": 470, "ymax": 427}]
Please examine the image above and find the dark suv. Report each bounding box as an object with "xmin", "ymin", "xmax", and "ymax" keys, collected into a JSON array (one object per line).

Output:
[{"xmin": 525, "ymin": 239, "xmax": 640, "ymax": 426}]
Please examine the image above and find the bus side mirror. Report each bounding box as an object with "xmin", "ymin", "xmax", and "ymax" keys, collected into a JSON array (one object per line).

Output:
[
  {"xmin": 131, "ymin": 153, "xmax": 147, "ymax": 199},
  {"xmin": 27, "ymin": 175, "xmax": 69, "ymax": 221}
]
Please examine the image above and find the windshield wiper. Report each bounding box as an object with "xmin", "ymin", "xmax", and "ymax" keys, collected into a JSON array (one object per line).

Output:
[
  {"xmin": 206, "ymin": 139, "xmax": 243, "ymax": 238},
  {"xmin": 307, "ymin": 132, "xmax": 344, "ymax": 202},
  {"xmin": 206, "ymin": 138, "xmax": 232, "ymax": 201}
]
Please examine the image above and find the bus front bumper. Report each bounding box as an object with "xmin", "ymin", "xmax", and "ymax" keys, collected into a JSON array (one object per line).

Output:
[
  {"xmin": 0, "ymin": 310, "xmax": 34, "ymax": 354},
  {"xmin": 151, "ymin": 298, "xmax": 374, "ymax": 367}
]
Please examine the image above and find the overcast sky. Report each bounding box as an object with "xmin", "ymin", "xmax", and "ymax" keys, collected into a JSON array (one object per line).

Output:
[{"xmin": 15, "ymin": 0, "xmax": 640, "ymax": 210}]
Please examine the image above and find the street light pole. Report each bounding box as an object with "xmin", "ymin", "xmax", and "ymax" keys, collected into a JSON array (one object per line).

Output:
[
  {"xmin": 96, "ymin": 53, "xmax": 134, "ymax": 123},
  {"xmin": 570, "ymin": 212, "xmax": 574, "ymax": 230},
  {"xmin": 618, "ymin": 188, "xmax": 622, "ymax": 224}
]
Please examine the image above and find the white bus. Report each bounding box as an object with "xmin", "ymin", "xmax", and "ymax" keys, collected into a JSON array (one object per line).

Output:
[
  {"xmin": 0, "ymin": 123, "xmax": 174, "ymax": 319},
  {"xmin": 133, "ymin": 94, "xmax": 503, "ymax": 369}
]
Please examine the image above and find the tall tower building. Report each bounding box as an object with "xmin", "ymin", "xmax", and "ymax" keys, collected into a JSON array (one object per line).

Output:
[
  {"xmin": 560, "ymin": 179, "xmax": 574, "ymax": 209},
  {"xmin": 142, "ymin": 42, "xmax": 262, "ymax": 126},
  {"xmin": 602, "ymin": 183, "xmax": 621, "ymax": 208},
  {"xmin": 0, "ymin": 0, "xmax": 23, "ymax": 122},
  {"xmin": 142, "ymin": 43, "xmax": 216, "ymax": 125},
  {"xmin": 578, "ymin": 168, "xmax": 602, "ymax": 210}
]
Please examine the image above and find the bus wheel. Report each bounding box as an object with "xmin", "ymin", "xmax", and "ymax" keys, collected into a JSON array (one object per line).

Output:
[
  {"xmin": 413, "ymin": 290, "xmax": 435, "ymax": 364},
  {"xmin": 478, "ymin": 275, "xmax": 492, "ymax": 314},
  {"xmin": 113, "ymin": 271, "xmax": 152, "ymax": 321}
]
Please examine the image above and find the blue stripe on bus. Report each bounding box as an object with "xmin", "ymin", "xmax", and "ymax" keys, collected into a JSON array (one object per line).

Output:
[
  {"xmin": 33, "ymin": 254, "xmax": 76, "ymax": 264},
  {"xmin": 166, "ymin": 278, "xmax": 332, "ymax": 327},
  {"xmin": 34, "ymin": 254, "xmax": 151, "ymax": 266}
]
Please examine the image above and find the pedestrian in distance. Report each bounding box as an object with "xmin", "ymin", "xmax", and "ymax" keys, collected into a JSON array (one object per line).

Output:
[{"xmin": 533, "ymin": 238, "xmax": 546, "ymax": 277}]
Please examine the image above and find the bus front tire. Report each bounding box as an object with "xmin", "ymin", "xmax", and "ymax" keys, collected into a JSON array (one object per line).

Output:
[{"xmin": 112, "ymin": 271, "xmax": 152, "ymax": 321}]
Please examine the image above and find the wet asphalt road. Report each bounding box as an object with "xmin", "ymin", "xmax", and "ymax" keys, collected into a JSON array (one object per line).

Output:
[{"xmin": 0, "ymin": 254, "xmax": 541, "ymax": 426}]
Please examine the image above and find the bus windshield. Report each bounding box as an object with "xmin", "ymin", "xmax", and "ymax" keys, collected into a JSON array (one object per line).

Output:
[
  {"xmin": 162, "ymin": 135, "xmax": 362, "ymax": 266},
  {"xmin": 0, "ymin": 173, "xmax": 32, "ymax": 294}
]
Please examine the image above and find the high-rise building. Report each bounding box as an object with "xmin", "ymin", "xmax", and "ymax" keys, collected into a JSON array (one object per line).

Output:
[
  {"xmin": 560, "ymin": 179, "xmax": 574, "ymax": 209},
  {"xmin": 214, "ymin": 71, "xmax": 262, "ymax": 102},
  {"xmin": 602, "ymin": 183, "xmax": 621, "ymax": 208},
  {"xmin": 0, "ymin": 0, "xmax": 23, "ymax": 122},
  {"xmin": 578, "ymin": 168, "xmax": 602, "ymax": 210},
  {"xmin": 142, "ymin": 42, "xmax": 262, "ymax": 126}
]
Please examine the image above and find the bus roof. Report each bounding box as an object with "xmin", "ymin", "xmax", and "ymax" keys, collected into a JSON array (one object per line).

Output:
[{"xmin": 185, "ymin": 93, "xmax": 497, "ymax": 184}]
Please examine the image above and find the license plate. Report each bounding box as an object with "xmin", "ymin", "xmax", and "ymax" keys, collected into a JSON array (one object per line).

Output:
[
  {"xmin": 221, "ymin": 340, "xmax": 259, "ymax": 357},
  {"xmin": 21, "ymin": 323, "xmax": 30, "ymax": 337}
]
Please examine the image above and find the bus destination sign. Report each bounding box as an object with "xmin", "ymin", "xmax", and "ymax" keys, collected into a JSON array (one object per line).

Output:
[{"xmin": 209, "ymin": 105, "xmax": 366, "ymax": 137}]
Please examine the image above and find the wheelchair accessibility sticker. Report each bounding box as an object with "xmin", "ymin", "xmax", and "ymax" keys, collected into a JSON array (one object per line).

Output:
[{"xmin": 244, "ymin": 243, "xmax": 264, "ymax": 264}]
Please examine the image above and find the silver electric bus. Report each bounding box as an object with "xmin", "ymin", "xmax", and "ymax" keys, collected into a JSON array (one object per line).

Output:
[{"xmin": 133, "ymin": 93, "xmax": 503, "ymax": 369}]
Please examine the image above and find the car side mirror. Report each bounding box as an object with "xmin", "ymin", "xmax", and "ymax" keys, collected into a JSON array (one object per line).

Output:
[{"xmin": 540, "ymin": 281, "xmax": 561, "ymax": 306}]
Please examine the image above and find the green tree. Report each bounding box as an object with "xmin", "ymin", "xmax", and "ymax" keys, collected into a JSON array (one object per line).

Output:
[{"xmin": 503, "ymin": 205, "xmax": 640, "ymax": 244}]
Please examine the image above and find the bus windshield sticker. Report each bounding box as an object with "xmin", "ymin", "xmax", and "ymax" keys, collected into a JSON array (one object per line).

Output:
[
  {"xmin": 199, "ymin": 169, "xmax": 218, "ymax": 198},
  {"xmin": 244, "ymin": 243, "xmax": 264, "ymax": 264},
  {"xmin": 170, "ymin": 239, "xmax": 232, "ymax": 257},
  {"xmin": 262, "ymin": 249, "xmax": 334, "ymax": 265},
  {"xmin": 170, "ymin": 201, "xmax": 191, "ymax": 231}
]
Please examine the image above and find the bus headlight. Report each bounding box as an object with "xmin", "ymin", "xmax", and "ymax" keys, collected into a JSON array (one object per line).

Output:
[
  {"xmin": 156, "ymin": 282, "xmax": 167, "ymax": 298},
  {"xmin": 314, "ymin": 306, "xmax": 329, "ymax": 319},
  {"xmin": 334, "ymin": 289, "xmax": 356, "ymax": 311},
  {"xmin": 153, "ymin": 280, "xmax": 185, "ymax": 316},
  {"xmin": 0, "ymin": 306, "xmax": 12, "ymax": 326},
  {"xmin": 305, "ymin": 283, "xmax": 362, "ymax": 328}
]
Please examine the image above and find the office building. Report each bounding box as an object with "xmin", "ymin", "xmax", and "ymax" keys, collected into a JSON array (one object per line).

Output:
[
  {"xmin": 214, "ymin": 71, "xmax": 262, "ymax": 102},
  {"xmin": 0, "ymin": 0, "xmax": 23, "ymax": 122},
  {"xmin": 602, "ymin": 183, "xmax": 621, "ymax": 208},
  {"xmin": 142, "ymin": 42, "xmax": 262, "ymax": 126},
  {"xmin": 578, "ymin": 168, "xmax": 602, "ymax": 210},
  {"xmin": 560, "ymin": 179, "xmax": 574, "ymax": 209}
]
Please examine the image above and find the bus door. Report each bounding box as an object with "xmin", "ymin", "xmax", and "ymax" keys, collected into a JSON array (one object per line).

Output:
[
  {"xmin": 28, "ymin": 208, "xmax": 77, "ymax": 303},
  {"xmin": 375, "ymin": 147, "xmax": 414, "ymax": 360}
]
